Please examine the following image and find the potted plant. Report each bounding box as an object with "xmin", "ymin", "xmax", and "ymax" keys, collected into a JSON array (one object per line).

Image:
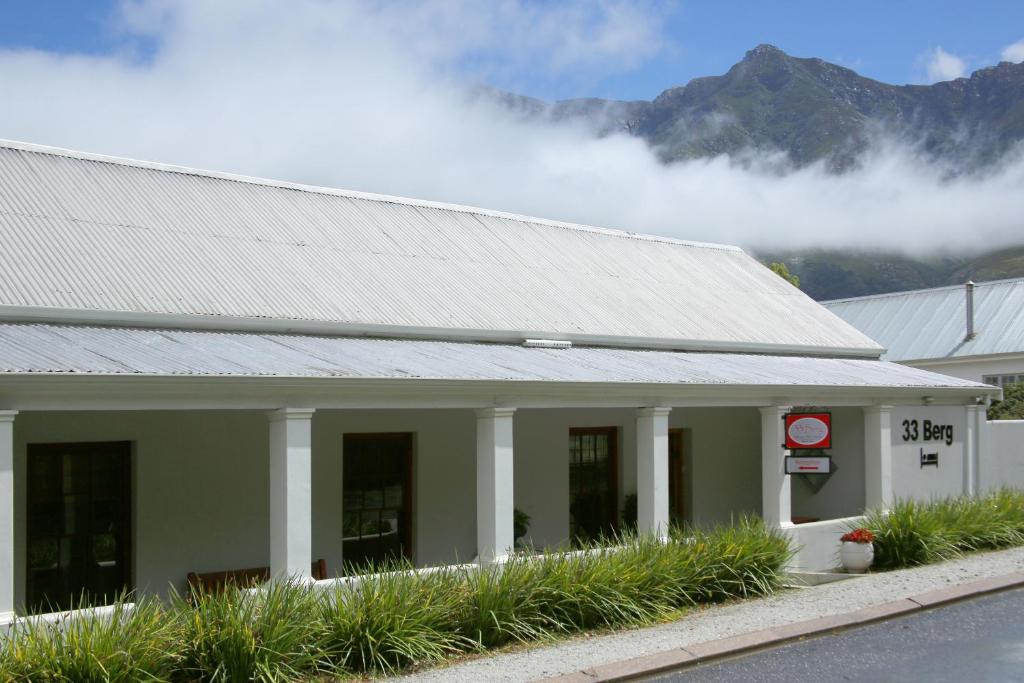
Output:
[
  {"xmin": 839, "ymin": 528, "xmax": 875, "ymax": 573},
  {"xmin": 514, "ymin": 507, "xmax": 531, "ymax": 548}
]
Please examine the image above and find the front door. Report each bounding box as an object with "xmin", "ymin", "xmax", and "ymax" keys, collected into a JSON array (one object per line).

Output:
[
  {"xmin": 568, "ymin": 426, "xmax": 618, "ymax": 544},
  {"xmin": 668, "ymin": 428, "xmax": 687, "ymax": 525},
  {"xmin": 342, "ymin": 433, "xmax": 413, "ymax": 572},
  {"xmin": 26, "ymin": 441, "xmax": 132, "ymax": 613}
]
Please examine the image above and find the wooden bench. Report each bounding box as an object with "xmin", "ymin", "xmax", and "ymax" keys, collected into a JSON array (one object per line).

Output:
[{"xmin": 186, "ymin": 558, "xmax": 329, "ymax": 594}]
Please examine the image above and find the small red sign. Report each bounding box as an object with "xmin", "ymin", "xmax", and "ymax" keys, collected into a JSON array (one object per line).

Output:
[{"xmin": 784, "ymin": 412, "xmax": 831, "ymax": 450}]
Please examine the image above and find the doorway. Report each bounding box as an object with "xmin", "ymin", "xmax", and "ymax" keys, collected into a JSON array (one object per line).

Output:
[
  {"xmin": 668, "ymin": 428, "xmax": 688, "ymax": 525},
  {"xmin": 26, "ymin": 441, "xmax": 132, "ymax": 613},
  {"xmin": 342, "ymin": 433, "xmax": 413, "ymax": 571},
  {"xmin": 568, "ymin": 426, "xmax": 619, "ymax": 544}
]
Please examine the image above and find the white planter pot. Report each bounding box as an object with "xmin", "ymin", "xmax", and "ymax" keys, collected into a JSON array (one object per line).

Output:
[{"xmin": 840, "ymin": 541, "xmax": 874, "ymax": 573}]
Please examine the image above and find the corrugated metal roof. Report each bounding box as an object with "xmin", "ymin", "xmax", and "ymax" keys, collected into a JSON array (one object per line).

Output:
[
  {"xmin": 0, "ymin": 322, "xmax": 982, "ymax": 389},
  {"xmin": 823, "ymin": 278, "xmax": 1024, "ymax": 362},
  {"xmin": 0, "ymin": 139, "xmax": 881, "ymax": 356}
]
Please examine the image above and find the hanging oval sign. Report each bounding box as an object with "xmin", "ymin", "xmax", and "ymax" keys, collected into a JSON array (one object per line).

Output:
[{"xmin": 784, "ymin": 412, "xmax": 831, "ymax": 449}]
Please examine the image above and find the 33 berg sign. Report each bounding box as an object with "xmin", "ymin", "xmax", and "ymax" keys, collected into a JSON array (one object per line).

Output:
[{"xmin": 784, "ymin": 412, "xmax": 832, "ymax": 450}]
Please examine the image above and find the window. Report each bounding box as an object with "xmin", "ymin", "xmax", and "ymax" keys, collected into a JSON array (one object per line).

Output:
[
  {"xmin": 983, "ymin": 374, "xmax": 1024, "ymax": 388},
  {"xmin": 27, "ymin": 441, "xmax": 131, "ymax": 613},
  {"xmin": 568, "ymin": 427, "xmax": 618, "ymax": 544},
  {"xmin": 342, "ymin": 433, "xmax": 413, "ymax": 572}
]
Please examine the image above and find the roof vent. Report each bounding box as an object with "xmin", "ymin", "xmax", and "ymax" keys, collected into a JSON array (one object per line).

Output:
[
  {"xmin": 965, "ymin": 280, "xmax": 976, "ymax": 342},
  {"xmin": 523, "ymin": 339, "xmax": 572, "ymax": 349}
]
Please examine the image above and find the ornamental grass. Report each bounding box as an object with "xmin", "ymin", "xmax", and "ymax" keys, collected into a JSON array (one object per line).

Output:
[
  {"xmin": 0, "ymin": 596, "xmax": 179, "ymax": 683},
  {"xmin": 865, "ymin": 489, "xmax": 1024, "ymax": 569},
  {"xmin": 0, "ymin": 516, "xmax": 791, "ymax": 681}
]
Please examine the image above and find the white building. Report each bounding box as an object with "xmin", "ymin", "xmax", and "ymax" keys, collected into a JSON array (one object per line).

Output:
[
  {"xmin": 0, "ymin": 140, "xmax": 999, "ymax": 624},
  {"xmin": 824, "ymin": 279, "xmax": 1024, "ymax": 387}
]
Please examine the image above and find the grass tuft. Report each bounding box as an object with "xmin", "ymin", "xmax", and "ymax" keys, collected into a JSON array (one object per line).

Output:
[
  {"xmin": 171, "ymin": 580, "xmax": 324, "ymax": 682},
  {"xmin": 0, "ymin": 595, "xmax": 179, "ymax": 683},
  {"xmin": 865, "ymin": 489, "xmax": 1024, "ymax": 570}
]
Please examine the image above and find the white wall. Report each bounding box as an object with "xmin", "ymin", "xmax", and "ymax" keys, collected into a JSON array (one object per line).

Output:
[
  {"xmin": 12, "ymin": 409, "xmax": 480, "ymax": 606},
  {"xmin": 13, "ymin": 411, "xmax": 270, "ymax": 606},
  {"xmin": 669, "ymin": 408, "xmax": 762, "ymax": 526},
  {"xmin": 980, "ymin": 420, "xmax": 1024, "ymax": 492},
  {"xmin": 514, "ymin": 409, "xmax": 636, "ymax": 550},
  {"xmin": 890, "ymin": 407, "xmax": 967, "ymax": 500},
  {"xmin": 789, "ymin": 408, "xmax": 865, "ymax": 521},
  {"xmin": 908, "ymin": 355, "xmax": 1024, "ymax": 384},
  {"xmin": 20, "ymin": 403, "xmax": 964, "ymax": 600}
]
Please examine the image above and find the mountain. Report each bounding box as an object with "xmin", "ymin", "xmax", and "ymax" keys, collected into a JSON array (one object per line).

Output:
[
  {"xmin": 487, "ymin": 45, "xmax": 1024, "ymax": 298},
  {"xmin": 507, "ymin": 44, "xmax": 1024, "ymax": 171},
  {"xmin": 756, "ymin": 247, "xmax": 1024, "ymax": 301}
]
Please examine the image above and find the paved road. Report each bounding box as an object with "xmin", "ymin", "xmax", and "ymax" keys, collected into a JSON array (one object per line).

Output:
[{"xmin": 645, "ymin": 587, "xmax": 1024, "ymax": 683}]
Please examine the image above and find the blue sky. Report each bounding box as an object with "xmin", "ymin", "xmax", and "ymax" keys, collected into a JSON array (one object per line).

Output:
[{"xmin": 2, "ymin": 0, "xmax": 1023, "ymax": 101}]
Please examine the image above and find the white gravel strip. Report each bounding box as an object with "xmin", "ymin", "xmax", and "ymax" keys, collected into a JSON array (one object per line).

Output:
[{"xmin": 394, "ymin": 546, "xmax": 1024, "ymax": 682}]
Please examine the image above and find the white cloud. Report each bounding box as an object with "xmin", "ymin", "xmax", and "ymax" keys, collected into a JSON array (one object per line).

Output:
[
  {"xmin": 1002, "ymin": 39, "xmax": 1024, "ymax": 64},
  {"xmin": 0, "ymin": 0, "xmax": 1021, "ymax": 254},
  {"xmin": 920, "ymin": 46, "xmax": 967, "ymax": 83}
]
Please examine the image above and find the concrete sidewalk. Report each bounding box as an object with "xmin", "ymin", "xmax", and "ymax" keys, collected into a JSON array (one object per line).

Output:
[{"xmin": 394, "ymin": 546, "xmax": 1024, "ymax": 683}]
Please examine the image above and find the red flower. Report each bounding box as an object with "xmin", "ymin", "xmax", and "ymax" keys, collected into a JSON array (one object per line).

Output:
[{"xmin": 841, "ymin": 528, "xmax": 875, "ymax": 544}]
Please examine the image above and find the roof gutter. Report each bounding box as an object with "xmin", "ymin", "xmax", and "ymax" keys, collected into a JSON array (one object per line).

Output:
[{"xmin": 0, "ymin": 305, "xmax": 885, "ymax": 359}]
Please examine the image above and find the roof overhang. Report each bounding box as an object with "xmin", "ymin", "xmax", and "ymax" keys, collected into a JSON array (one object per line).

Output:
[{"xmin": 0, "ymin": 321, "xmax": 992, "ymax": 410}]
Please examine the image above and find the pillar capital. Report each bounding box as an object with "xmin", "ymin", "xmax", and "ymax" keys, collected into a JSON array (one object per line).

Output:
[
  {"xmin": 0, "ymin": 411, "xmax": 17, "ymax": 423},
  {"xmin": 267, "ymin": 408, "xmax": 316, "ymax": 422},
  {"xmin": 476, "ymin": 407, "xmax": 517, "ymax": 420},
  {"xmin": 636, "ymin": 407, "xmax": 672, "ymax": 418},
  {"xmin": 758, "ymin": 405, "xmax": 791, "ymax": 417}
]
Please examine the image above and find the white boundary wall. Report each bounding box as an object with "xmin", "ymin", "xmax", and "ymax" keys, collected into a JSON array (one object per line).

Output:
[{"xmin": 980, "ymin": 420, "xmax": 1024, "ymax": 492}]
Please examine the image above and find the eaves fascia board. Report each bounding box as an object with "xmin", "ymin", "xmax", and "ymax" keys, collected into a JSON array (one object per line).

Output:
[
  {"xmin": 904, "ymin": 352, "xmax": 1024, "ymax": 367},
  {"xmin": 0, "ymin": 373, "xmax": 996, "ymax": 396},
  {"xmin": 0, "ymin": 305, "xmax": 885, "ymax": 359}
]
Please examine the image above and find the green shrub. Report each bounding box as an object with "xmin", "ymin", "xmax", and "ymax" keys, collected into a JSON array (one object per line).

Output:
[
  {"xmin": 317, "ymin": 561, "xmax": 471, "ymax": 674},
  {"xmin": 0, "ymin": 518, "xmax": 793, "ymax": 680},
  {"xmin": 457, "ymin": 554, "xmax": 556, "ymax": 647},
  {"xmin": 866, "ymin": 490, "xmax": 1024, "ymax": 569},
  {"xmin": 172, "ymin": 580, "xmax": 324, "ymax": 682},
  {"xmin": 0, "ymin": 596, "xmax": 179, "ymax": 683},
  {"xmin": 988, "ymin": 383, "xmax": 1024, "ymax": 420}
]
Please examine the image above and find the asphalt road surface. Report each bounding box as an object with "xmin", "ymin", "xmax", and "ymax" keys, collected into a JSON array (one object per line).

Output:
[{"xmin": 644, "ymin": 586, "xmax": 1024, "ymax": 683}]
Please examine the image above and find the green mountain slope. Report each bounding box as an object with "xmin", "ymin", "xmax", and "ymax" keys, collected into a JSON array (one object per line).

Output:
[{"xmin": 758, "ymin": 247, "xmax": 1024, "ymax": 301}]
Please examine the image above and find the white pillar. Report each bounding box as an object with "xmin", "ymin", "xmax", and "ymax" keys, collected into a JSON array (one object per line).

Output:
[
  {"xmin": 760, "ymin": 406, "xmax": 792, "ymax": 528},
  {"xmin": 636, "ymin": 407, "xmax": 671, "ymax": 541},
  {"xmin": 863, "ymin": 405, "xmax": 893, "ymax": 512},
  {"xmin": 964, "ymin": 405, "xmax": 980, "ymax": 497},
  {"xmin": 0, "ymin": 411, "xmax": 16, "ymax": 622},
  {"xmin": 268, "ymin": 408, "xmax": 315, "ymax": 581},
  {"xmin": 476, "ymin": 407, "xmax": 516, "ymax": 564}
]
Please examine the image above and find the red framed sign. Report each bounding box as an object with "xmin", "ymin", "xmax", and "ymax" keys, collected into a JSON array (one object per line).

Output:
[{"xmin": 784, "ymin": 412, "xmax": 832, "ymax": 450}]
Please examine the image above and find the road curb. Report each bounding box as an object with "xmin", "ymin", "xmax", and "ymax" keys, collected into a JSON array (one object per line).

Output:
[{"xmin": 541, "ymin": 570, "xmax": 1024, "ymax": 682}]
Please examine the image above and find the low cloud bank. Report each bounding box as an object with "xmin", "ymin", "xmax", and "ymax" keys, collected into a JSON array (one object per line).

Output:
[{"xmin": 1, "ymin": 0, "xmax": 1021, "ymax": 253}]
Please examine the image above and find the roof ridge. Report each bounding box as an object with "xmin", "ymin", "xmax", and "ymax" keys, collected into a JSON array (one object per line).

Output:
[
  {"xmin": 0, "ymin": 137, "xmax": 740, "ymax": 253},
  {"xmin": 822, "ymin": 276, "xmax": 1024, "ymax": 305}
]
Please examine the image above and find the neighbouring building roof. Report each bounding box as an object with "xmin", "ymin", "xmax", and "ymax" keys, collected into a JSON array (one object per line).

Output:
[
  {"xmin": 0, "ymin": 139, "xmax": 880, "ymax": 357},
  {"xmin": 0, "ymin": 322, "xmax": 985, "ymax": 391},
  {"xmin": 824, "ymin": 278, "xmax": 1024, "ymax": 362}
]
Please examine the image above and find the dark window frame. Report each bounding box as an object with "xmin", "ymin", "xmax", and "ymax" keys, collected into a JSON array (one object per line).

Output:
[
  {"xmin": 26, "ymin": 441, "xmax": 132, "ymax": 613},
  {"xmin": 568, "ymin": 426, "xmax": 619, "ymax": 543},
  {"xmin": 341, "ymin": 432, "xmax": 414, "ymax": 571}
]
